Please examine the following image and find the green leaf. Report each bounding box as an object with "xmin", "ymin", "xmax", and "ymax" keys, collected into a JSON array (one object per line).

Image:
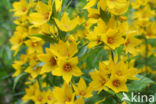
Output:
[
  {"xmin": 2, "ymin": 0, "xmax": 12, "ymax": 10},
  {"xmin": 13, "ymin": 73, "xmax": 27, "ymax": 90},
  {"xmin": 100, "ymin": 8, "xmax": 111, "ymax": 23},
  {"xmin": 127, "ymin": 75, "xmax": 155, "ymax": 92}
]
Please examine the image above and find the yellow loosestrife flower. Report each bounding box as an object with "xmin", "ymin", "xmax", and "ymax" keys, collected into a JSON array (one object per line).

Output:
[
  {"xmin": 54, "ymin": 12, "xmax": 80, "ymax": 32},
  {"xmin": 53, "ymin": 57, "xmax": 82, "ymax": 83},
  {"xmin": 29, "ymin": 0, "xmax": 52, "ymax": 26}
]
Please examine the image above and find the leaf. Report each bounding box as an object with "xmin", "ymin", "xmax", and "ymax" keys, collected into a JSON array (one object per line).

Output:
[
  {"xmin": 127, "ymin": 75, "xmax": 155, "ymax": 92},
  {"xmin": 13, "ymin": 73, "xmax": 27, "ymax": 90},
  {"xmin": 100, "ymin": 8, "xmax": 111, "ymax": 23},
  {"xmin": 2, "ymin": 0, "xmax": 12, "ymax": 10}
]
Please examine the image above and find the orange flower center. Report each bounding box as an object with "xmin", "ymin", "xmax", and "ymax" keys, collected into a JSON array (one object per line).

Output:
[
  {"xmin": 96, "ymin": 38, "xmax": 101, "ymax": 44},
  {"xmin": 64, "ymin": 97, "xmax": 71, "ymax": 102},
  {"xmin": 63, "ymin": 63, "xmax": 72, "ymax": 72},
  {"xmin": 32, "ymin": 42, "xmax": 38, "ymax": 47},
  {"xmin": 38, "ymin": 96, "xmax": 43, "ymax": 102},
  {"xmin": 47, "ymin": 96, "xmax": 52, "ymax": 101},
  {"xmin": 79, "ymin": 90, "xmax": 86, "ymax": 96},
  {"xmin": 44, "ymin": 12, "xmax": 49, "ymax": 20},
  {"xmin": 18, "ymin": 39, "xmax": 22, "ymax": 44},
  {"xmin": 125, "ymin": 39, "xmax": 130, "ymax": 46},
  {"xmin": 116, "ymin": 70, "xmax": 122, "ymax": 76},
  {"xmin": 112, "ymin": 79, "xmax": 121, "ymax": 87},
  {"xmin": 107, "ymin": 36, "xmax": 114, "ymax": 44},
  {"xmin": 49, "ymin": 57, "xmax": 57, "ymax": 66},
  {"xmin": 22, "ymin": 7, "xmax": 27, "ymax": 12},
  {"xmin": 100, "ymin": 77, "xmax": 106, "ymax": 86}
]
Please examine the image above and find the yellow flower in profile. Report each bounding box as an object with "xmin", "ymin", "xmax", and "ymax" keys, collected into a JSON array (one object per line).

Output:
[
  {"xmin": 12, "ymin": 60, "xmax": 24, "ymax": 77},
  {"xmin": 25, "ymin": 62, "xmax": 42, "ymax": 79},
  {"xmin": 53, "ymin": 57, "xmax": 82, "ymax": 83},
  {"xmin": 87, "ymin": 31, "xmax": 103, "ymax": 48},
  {"xmin": 89, "ymin": 67, "xmax": 109, "ymax": 92},
  {"xmin": 55, "ymin": 0, "xmax": 63, "ymax": 12},
  {"xmin": 124, "ymin": 31, "xmax": 141, "ymax": 55},
  {"xmin": 54, "ymin": 12, "xmax": 79, "ymax": 32},
  {"xmin": 40, "ymin": 23, "xmax": 58, "ymax": 35},
  {"xmin": 145, "ymin": 22, "xmax": 156, "ymax": 39},
  {"xmin": 102, "ymin": 29, "xmax": 124, "ymax": 50},
  {"xmin": 106, "ymin": 75, "xmax": 128, "ymax": 93},
  {"xmin": 83, "ymin": 0, "xmax": 97, "ymax": 9},
  {"xmin": 24, "ymin": 37, "xmax": 44, "ymax": 54},
  {"xmin": 75, "ymin": 97, "xmax": 85, "ymax": 104},
  {"xmin": 11, "ymin": 0, "xmax": 29, "ymax": 16},
  {"xmin": 106, "ymin": 0, "xmax": 129, "ymax": 15},
  {"xmin": 53, "ymin": 83, "xmax": 75, "ymax": 104},
  {"xmin": 10, "ymin": 27, "xmax": 27, "ymax": 56},
  {"xmin": 51, "ymin": 40, "xmax": 78, "ymax": 58},
  {"xmin": 29, "ymin": 0, "xmax": 52, "ymax": 26},
  {"xmin": 39, "ymin": 45, "xmax": 58, "ymax": 74},
  {"xmin": 22, "ymin": 82, "xmax": 39, "ymax": 103},
  {"xmin": 72, "ymin": 78, "xmax": 92, "ymax": 98}
]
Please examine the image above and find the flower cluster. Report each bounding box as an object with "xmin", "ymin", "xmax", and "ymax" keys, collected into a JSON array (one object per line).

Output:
[{"xmin": 10, "ymin": 0, "xmax": 155, "ymax": 104}]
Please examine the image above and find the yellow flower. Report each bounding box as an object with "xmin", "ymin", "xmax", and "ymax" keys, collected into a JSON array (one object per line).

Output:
[
  {"xmin": 53, "ymin": 57, "xmax": 82, "ymax": 83},
  {"xmin": 51, "ymin": 40, "xmax": 78, "ymax": 58},
  {"xmin": 39, "ymin": 45, "xmax": 58, "ymax": 74},
  {"xmin": 24, "ymin": 37, "xmax": 44, "ymax": 54},
  {"xmin": 11, "ymin": 0, "xmax": 29, "ymax": 16},
  {"xmin": 53, "ymin": 83, "xmax": 75, "ymax": 104},
  {"xmin": 133, "ymin": 5, "xmax": 155, "ymax": 27},
  {"xmin": 55, "ymin": 0, "xmax": 63, "ymax": 12},
  {"xmin": 10, "ymin": 27, "xmax": 27, "ymax": 56},
  {"xmin": 12, "ymin": 60, "xmax": 24, "ymax": 77},
  {"xmin": 72, "ymin": 78, "xmax": 92, "ymax": 98},
  {"xmin": 40, "ymin": 23, "xmax": 58, "ymax": 35},
  {"xmin": 45, "ymin": 89, "xmax": 54, "ymax": 104},
  {"xmin": 75, "ymin": 97, "xmax": 85, "ymax": 104},
  {"xmin": 33, "ymin": 89, "xmax": 47, "ymax": 104},
  {"xmin": 89, "ymin": 68, "xmax": 109, "ymax": 92},
  {"xmin": 54, "ymin": 12, "xmax": 79, "ymax": 32},
  {"xmin": 145, "ymin": 22, "xmax": 156, "ymax": 39},
  {"xmin": 87, "ymin": 31, "xmax": 103, "ymax": 48},
  {"xmin": 25, "ymin": 62, "xmax": 42, "ymax": 79},
  {"xmin": 102, "ymin": 29, "xmax": 124, "ymax": 49},
  {"xmin": 99, "ymin": 61, "xmax": 112, "ymax": 75},
  {"xmin": 106, "ymin": 0, "xmax": 129, "ymax": 15},
  {"xmin": 29, "ymin": 0, "xmax": 52, "ymax": 26},
  {"xmin": 124, "ymin": 31, "xmax": 141, "ymax": 55},
  {"xmin": 106, "ymin": 75, "xmax": 128, "ymax": 93},
  {"xmin": 83, "ymin": 0, "xmax": 97, "ymax": 9},
  {"xmin": 22, "ymin": 82, "xmax": 39, "ymax": 103}
]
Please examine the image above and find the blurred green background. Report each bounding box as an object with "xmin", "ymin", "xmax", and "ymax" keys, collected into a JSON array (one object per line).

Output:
[{"xmin": 0, "ymin": 0, "xmax": 24, "ymax": 103}]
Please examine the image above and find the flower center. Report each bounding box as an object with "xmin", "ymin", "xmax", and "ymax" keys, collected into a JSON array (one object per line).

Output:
[
  {"xmin": 22, "ymin": 7, "xmax": 27, "ymax": 12},
  {"xmin": 125, "ymin": 39, "xmax": 130, "ymax": 46},
  {"xmin": 107, "ymin": 36, "xmax": 114, "ymax": 44},
  {"xmin": 38, "ymin": 96, "xmax": 43, "ymax": 102},
  {"xmin": 64, "ymin": 97, "xmax": 71, "ymax": 102},
  {"xmin": 47, "ymin": 96, "xmax": 52, "ymax": 101},
  {"xmin": 32, "ymin": 42, "xmax": 38, "ymax": 47},
  {"xmin": 116, "ymin": 70, "xmax": 122, "ymax": 76},
  {"xmin": 63, "ymin": 63, "xmax": 72, "ymax": 72},
  {"xmin": 44, "ymin": 12, "xmax": 49, "ymax": 20},
  {"xmin": 49, "ymin": 57, "xmax": 57, "ymax": 66},
  {"xmin": 112, "ymin": 79, "xmax": 121, "ymax": 87},
  {"xmin": 100, "ymin": 77, "xmax": 106, "ymax": 86},
  {"xmin": 79, "ymin": 90, "xmax": 86, "ymax": 96}
]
